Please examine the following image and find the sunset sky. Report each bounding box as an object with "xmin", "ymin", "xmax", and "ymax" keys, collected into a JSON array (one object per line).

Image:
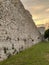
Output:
[{"xmin": 21, "ymin": 0, "xmax": 49, "ymax": 25}]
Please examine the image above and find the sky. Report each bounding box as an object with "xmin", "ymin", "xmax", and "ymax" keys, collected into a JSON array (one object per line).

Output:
[{"xmin": 21, "ymin": 0, "xmax": 49, "ymax": 25}]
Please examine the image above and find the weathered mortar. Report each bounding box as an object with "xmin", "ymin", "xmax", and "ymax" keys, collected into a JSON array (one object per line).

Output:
[{"xmin": 0, "ymin": 0, "xmax": 42, "ymax": 61}]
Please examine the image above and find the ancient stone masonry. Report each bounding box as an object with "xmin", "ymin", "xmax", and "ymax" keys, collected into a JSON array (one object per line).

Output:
[{"xmin": 0, "ymin": 0, "xmax": 42, "ymax": 61}]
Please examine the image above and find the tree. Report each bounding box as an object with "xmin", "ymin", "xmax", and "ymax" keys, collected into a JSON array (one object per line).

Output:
[{"xmin": 44, "ymin": 29, "xmax": 49, "ymax": 40}]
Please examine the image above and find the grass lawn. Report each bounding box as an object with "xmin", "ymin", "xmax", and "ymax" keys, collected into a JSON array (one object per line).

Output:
[{"xmin": 0, "ymin": 42, "xmax": 49, "ymax": 65}]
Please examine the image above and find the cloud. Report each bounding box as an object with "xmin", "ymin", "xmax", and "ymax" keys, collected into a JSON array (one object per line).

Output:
[
  {"xmin": 21, "ymin": 0, "xmax": 49, "ymax": 7},
  {"xmin": 45, "ymin": 8, "xmax": 49, "ymax": 12},
  {"xmin": 29, "ymin": 5, "xmax": 45, "ymax": 10},
  {"xmin": 28, "ymin": 5, "xmax": 45, "ymax": 14},
  {"xmin": 21, "ymin": 0, "xmax": 49, "ymax": 25},
  {"xmin": 21, "ymin": 0, "xmax": 49, "ymax": 14}
]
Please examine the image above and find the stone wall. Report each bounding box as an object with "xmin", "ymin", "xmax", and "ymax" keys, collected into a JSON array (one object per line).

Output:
[{"xmin": 0, "ymin": 0, "xmax": 42, "ymax": 61}]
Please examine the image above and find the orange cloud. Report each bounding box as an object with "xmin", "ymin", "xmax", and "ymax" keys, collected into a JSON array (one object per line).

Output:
[
  {"xmin": 29, "ymin": 5, "xmax": 45, "ymax": 11},
  {"xmin": 33, "ymin": 16, "xmax": 49, "ymax": 25},
  {"xmin": 45, "ymin": 8, "xmax": 49, "ymax": 12}
]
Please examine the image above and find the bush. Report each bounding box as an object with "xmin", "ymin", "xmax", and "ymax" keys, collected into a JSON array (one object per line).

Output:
[{"xmin": 44, "ymin": 29, "xmax": 49, "ymax": 40}]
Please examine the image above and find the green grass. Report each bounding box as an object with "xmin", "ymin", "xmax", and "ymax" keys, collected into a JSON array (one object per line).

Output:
[{"xmin": 0, "ymin": 42, "xmax": 49, "ymax": 65}]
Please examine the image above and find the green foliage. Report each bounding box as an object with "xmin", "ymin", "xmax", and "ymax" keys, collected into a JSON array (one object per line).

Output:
[
  {"xmin": 44, "ymin": 29, "xmax": 49, "ymax": 40},
  {"xmin": 0, "ymin": 42, "xmax": 49, "ymax": 65}
]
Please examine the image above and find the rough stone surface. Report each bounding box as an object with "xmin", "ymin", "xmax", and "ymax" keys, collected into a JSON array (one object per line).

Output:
[{"xmin": 0, "ymin": 0, "xmax": 42, "ymax": 61}]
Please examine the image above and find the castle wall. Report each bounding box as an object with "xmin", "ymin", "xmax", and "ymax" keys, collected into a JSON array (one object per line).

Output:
[{"xmin": 0, "ymin": 0, "xmax": 42, "ymax": 61}]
